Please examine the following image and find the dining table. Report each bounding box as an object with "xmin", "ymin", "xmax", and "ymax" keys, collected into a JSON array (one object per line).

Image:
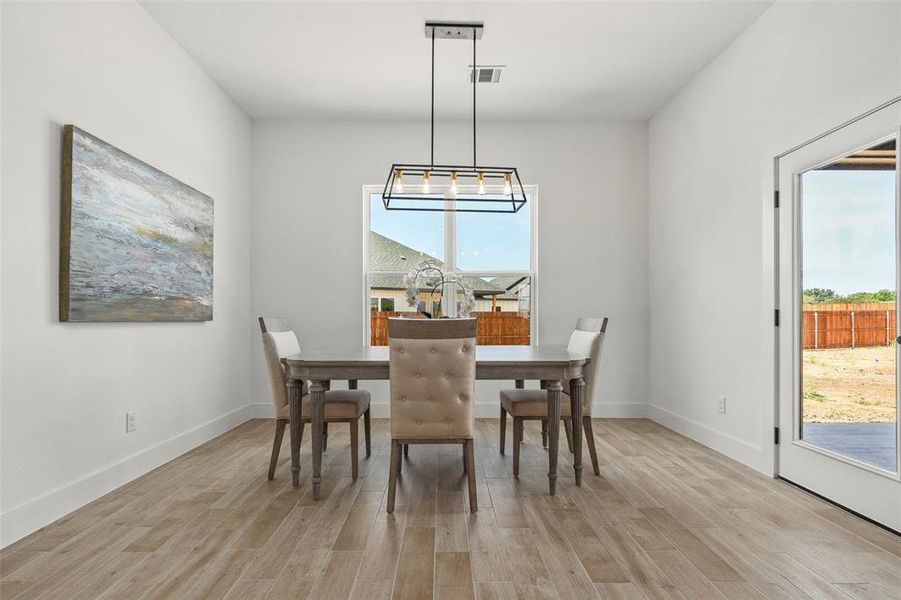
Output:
[{"xmin": 282, "ymin": 344, "xmax": 590, "ymax": 500}]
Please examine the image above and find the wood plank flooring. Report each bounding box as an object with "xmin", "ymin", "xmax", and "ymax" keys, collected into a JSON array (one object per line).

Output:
[{"xmin": 2, "ymin": 418, "xmax": 900, "ymax": 599}]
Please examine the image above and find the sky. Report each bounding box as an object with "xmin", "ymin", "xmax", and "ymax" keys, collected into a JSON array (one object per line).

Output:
[
  {"xmin": 370, "ymin": 194, "xmax": 531, "ymax": 271},
  {"xmin": 802, "ymin": 169, "xmax": 897, "ymax": 295}
]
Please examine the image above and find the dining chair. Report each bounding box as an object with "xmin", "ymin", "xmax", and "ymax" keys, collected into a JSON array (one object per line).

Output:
[
  {"xmin": 498, "ymin": 317, "xmax": 608, "ymax": 477},
  {"xmin": 259, "ymin": 317, "xmax": 371, "ymax": 481},
  {"xmin": 386, "ymin": 318, "xmax": 478, "ymax": 513}
]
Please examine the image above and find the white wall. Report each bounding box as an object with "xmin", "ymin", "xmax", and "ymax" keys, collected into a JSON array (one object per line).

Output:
[
  {"xmin": 649, "ymin": 1, "xmax": 901, "ymax": 473},
  {"xmin": 0, "ymin": 2, "xmax": 4, "ymax": 548},
  {"xmin": 252, "ymin": 120, "xmax": 648, "ymax": 417},
  {"xmin": 0, "ymin": 2, "xmax": 252, "ymax": 546}
]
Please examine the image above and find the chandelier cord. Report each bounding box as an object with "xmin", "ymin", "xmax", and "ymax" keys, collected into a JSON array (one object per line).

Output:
[
  {"xmin": 472, "ymin": 29, "xmax": 477, "ymax": 168},
  {"xmin": 430, "ymin": 29, "xmax": 435, "ymax": 167}
]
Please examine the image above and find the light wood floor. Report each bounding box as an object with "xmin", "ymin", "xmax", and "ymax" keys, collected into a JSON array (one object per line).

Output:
[{"xmin": 2, "ymin": 418, "xmax": 900, "ymax": 600}]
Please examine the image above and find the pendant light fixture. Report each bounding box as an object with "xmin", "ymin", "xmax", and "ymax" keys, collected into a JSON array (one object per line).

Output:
[{"xmin": 382, "ymin": 22, "xmax": 526, "ymax": 213}]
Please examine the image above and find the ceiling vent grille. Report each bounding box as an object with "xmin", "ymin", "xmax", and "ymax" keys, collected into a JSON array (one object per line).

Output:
[{"xmin": 470, "ymin": 66, "xmax": 503, "ymax": 84}]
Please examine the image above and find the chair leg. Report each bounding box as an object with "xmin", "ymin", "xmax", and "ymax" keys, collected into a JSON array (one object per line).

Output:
[
  {"xmin": 583, "ymin": 417, "xmax": 600, "ymax": 475},
  {"xmin": 563, "ymin": 419, "xmax": 574, "ymax": 454},
  {"xmin": 499, "ymin": 406, "xmax": 507, "ymax": 455},
  {"xmin": 364, "ymin": 408, "xmax": 372, "ymax": 458},
  {"xmin": 387, "ymin": 440, "xmax": 400, "ymax": 514},
  {"xmin": 350, "ymin": 419, "xmax": 359, "ymax": 481},
  {"xmin": 512, "ymin": 417, "xmax": 522, "ymax": 477},
  {"xmin": 541, "ymin": 419, "xmax": 548, "ymax": 448},
  {"xmin": 322, "ymin": 422, "xmax": 328, "ymax": 451},
  {"xmin": 464, "ymin": 439, "xmax": 477, "ymax": 512},
  {"xmin": 397, "ymin": 441, "xmax": 403, "ymax": 476},
  {"xmin": 268, "ymin": 419, "xmax": 287, "ymax": 480}
]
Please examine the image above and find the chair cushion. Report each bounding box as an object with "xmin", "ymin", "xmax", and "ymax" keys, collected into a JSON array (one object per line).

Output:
[
  {"xmin": 268, "ymin": 330, "xmax": 301, "ymax": 357},
  {"xmin": 389, "ymin": 334, "xmax": 476, "ymax": 440},
  {"xmin": 278, "ymin": 389, "xmax": 370, "ymax": 420},
  {"xmin": 567, "ymin": 326, "xmax": 605, "ymax": 413},
  {"xmin": 261, "ymin": 329, "xmax": 305, "ymax": 413},
  {"xmin": 499, "ymin": 388, "xmax": 582, "ymax": 418},
  {"xmin": 567, "ymin": 329, "xmax": 599, "ymax": 357}
]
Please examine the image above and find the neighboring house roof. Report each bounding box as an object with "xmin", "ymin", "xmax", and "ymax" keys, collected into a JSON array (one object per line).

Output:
[
  {"xmin": 488, "ymin": 275, "xmax": 529, "ymax": 293},
  {"xmin": 369, "ymin": 231, "xmax": 527, "ymax": 299},
  {"xmin": 369, "ymin": 231, "xmax": 438, "ymax": 272}
]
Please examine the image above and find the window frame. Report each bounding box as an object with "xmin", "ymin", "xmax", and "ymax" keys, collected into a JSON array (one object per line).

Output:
[{"xmin": 362, "ymin": 184, "xmax": 539, "ymax": 345}]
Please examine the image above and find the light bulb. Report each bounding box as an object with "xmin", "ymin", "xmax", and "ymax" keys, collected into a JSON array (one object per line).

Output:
[
  {"xmin": 395, "ymin": 169, "xmax": 404, "ymax": 193},
  {"xmin": 422, "ymin": 171, "xmax": 430, "ymax": 194},
  {"xmin": 503, "ymin": 173, "xmax": 512, "ymax": 195},
  {"xmin": 450, "ymin": 172, "xmax": 458, "ymax": 196},
  {"xmin": 477, "ymin": 172, "xmax": 486, "ymax": 195}
]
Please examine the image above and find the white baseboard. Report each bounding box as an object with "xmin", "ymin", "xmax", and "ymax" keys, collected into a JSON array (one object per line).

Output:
[
  {"xmin": 250, "ymin": 401, "xmax": 648, "ymax": 419},
  {"xmin": 593, "ymin": 402, "xmax": 649, "ymax": 418},
  {"xmin": 0, "ymin": 403, "xmax": 255, "ymax": 549},
  {"xmin": 647, "ymin": 403, "xmax": 768, "ymax": 474}
]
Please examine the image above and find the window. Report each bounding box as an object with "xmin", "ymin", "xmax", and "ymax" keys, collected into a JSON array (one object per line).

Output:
[
  {"xmin": 799, "ymin": 137, "xmax": 897, "ymax": 473},
  {"xmin": 370, "ymin": 297, "xmax": 396, "ymax": 312},
  {"xmin": 365, "ymin": 187, "xmax": 536, "ymax": 346}
]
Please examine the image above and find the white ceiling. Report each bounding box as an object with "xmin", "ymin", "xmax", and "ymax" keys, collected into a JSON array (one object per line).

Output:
[{"xmin": 142, "ymin": 1, "xmax": 772, "ymax": 121}]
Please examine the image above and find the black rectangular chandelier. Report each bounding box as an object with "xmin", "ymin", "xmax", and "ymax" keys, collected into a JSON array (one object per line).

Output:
[
  {"xmin": 382, "ymin": 22, "xmax": 527, "ymax": 214},
  {"xmin": 382, "ymin": 164, "xmax": 526, "ymax": 213}
]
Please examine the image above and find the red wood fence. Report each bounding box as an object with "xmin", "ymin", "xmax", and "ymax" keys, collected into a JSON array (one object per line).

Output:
[
  {"xmin": 370, "ymin": 311, "xmax": 531, "ymax": 346},
  {"xmin": 802, "ymin": 303, "xmax": 896, "ymax": 350}
]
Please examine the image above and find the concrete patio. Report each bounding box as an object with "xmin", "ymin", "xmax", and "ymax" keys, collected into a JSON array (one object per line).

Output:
[{"xmin": 803, "ymin": 422, "xmax": 898, "ymax": 472}]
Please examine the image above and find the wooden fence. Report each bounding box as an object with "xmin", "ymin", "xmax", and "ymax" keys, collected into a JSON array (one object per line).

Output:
[
  {"xmin": 802, "ymin": 302, "xmax": 896, "ymax": 350},
  {"xmin": 370, "ymin": 311, "xmax": 531, "ymax": 346}
]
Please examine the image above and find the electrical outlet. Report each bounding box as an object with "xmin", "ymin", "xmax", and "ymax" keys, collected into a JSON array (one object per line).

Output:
[
  {"xmin": 126, "ymin": 411, "xmax": 137, "ymax": 433},
  {"xmin": 717, "ymin": 396, "xmax": 727, "ymax": 414}
]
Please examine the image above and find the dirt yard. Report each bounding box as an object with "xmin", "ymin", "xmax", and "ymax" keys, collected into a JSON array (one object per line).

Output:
[{"xmin": 803, "ymin": 346, "xmax": 897, "ymax": 422}]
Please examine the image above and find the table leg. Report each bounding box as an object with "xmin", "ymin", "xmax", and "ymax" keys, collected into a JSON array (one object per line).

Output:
[
  {"xmin": 288, "ymin": 379, "xmax": 302, "ymax": 488},
  {"xmin": 310, "ymin": 379, "xmax": 327, "ymax": 500},
  {"xmin": 546, "ymin": 380, "xmax": 562, "ymax": 495},
  {"xmin": 570, "ymin": 377, "xmax": 584, "ymax": 486}
]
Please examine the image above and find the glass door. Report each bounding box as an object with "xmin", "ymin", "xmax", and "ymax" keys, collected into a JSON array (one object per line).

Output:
[{"xmin": 777, "ymin": 104, "xmax": 901, "ymax": 532}]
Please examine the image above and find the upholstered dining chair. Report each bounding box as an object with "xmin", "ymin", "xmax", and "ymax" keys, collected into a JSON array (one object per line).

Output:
[
  {"xmin": 259, "ymin": 317, "xmax": 371, "ymax": 481},
  {"xmin": 498, "ymin": 317, "xmax": 608, "ymax": 477},
  {"xmin": 386, "ymin": 318, "xmax": 478, "ymax": 513}
]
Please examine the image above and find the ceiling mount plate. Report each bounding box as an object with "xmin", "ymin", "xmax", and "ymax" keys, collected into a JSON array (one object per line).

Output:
[{"xmin": 424, "ymin": 21, "xmax": 484, "ymax": 40}]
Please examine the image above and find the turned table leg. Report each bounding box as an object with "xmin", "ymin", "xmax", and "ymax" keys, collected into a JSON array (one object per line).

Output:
[
  {"xmin": 546, "ymin": 380, "xmax": 563, "ymax": 495},
  {"xmin": 310, "ymin": 379, "xmax": 327, "ymax": 500},
  {"xmin": 569, "ymin": 376, "xmax": 585, "ymax": 486},
  {"xmin": 288, "ymin": 378, "xmax": 302, "ymax": 488}
]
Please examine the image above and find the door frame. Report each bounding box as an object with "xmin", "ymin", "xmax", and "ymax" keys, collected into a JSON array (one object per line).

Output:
[{"xmin": 772, "ymin": 95, "xmax": 901, "ymax": 528}]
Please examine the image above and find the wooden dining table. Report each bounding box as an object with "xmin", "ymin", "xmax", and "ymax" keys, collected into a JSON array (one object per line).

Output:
[{"xmin": 282, "ymin": 345, "xmax": 590, "ymax": 500}]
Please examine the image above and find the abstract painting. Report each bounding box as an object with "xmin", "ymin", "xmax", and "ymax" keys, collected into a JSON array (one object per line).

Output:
[{"xmin": 60, "ymin": 125, "xmax": 213, "ymax": 321}]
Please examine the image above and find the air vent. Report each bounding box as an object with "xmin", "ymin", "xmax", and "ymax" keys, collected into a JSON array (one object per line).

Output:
[{"xmin": 469, "ymin": 66, "xmax": 503, "ymax": 84}]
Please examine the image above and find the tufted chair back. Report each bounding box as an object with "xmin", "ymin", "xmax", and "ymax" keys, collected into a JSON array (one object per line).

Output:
[
  {"xmin": 259, "ymin": 317, "xmax": 306, "ymax": 417},
  {"xmin": 566, "ymin": 317, "xmax": 608, "ymax": 416},
  {"xmin": 388, "ymin": 318, "xmax": 477, "ymax": 440}
]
